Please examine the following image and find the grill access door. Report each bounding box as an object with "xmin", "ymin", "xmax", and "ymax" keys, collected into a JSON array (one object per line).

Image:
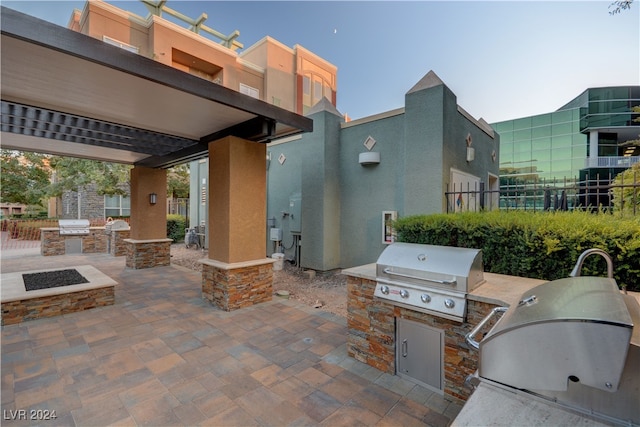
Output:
[{"xmin": 397, "ymin": 318, "xmax": 444, "ymax": 392}]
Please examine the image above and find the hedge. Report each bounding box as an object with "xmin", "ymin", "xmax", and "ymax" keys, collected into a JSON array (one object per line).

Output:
[
  {"xmin": 395, "ymin": 211, "xmax": 640, "ymax": 292},
  {"xmin": 167, "ymin": 215, "xmax": 187, "ymax": 243}
]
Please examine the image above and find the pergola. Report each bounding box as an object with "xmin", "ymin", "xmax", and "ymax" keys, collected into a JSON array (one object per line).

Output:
[{"xmin": 1, "ymin": 7, "xmax": 313, "ymax": 309}]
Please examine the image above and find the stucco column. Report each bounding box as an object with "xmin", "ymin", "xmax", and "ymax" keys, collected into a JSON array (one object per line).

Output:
[
  {"xmin": 201, "ymin": 136, "xmax": 273, "ymax": 310},
  {"xmin": 125, "ymin": 166, "xmax": 171, "ymax": 268},
  {"xmin": 207, "ymin": 136, "xmax": 267, "ymax": 263}
]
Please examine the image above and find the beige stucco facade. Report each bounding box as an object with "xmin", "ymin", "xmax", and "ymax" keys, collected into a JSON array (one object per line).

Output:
[
  {"xmin": 129, "ymin": 166, "xmax": 166, "ymax": 240},
  {"xmin": 70, "ymin": 0, "xmax": 337, "ymax": 116},
  {"xmin": 208, "ymin": 136, "xmax": 267, "ymax": 264}
]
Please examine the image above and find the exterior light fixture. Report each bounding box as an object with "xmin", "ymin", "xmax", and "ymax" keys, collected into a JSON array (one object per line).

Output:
[{"xmin": 149, "ymin": 193, "xmax": 157, "ymax": 205}]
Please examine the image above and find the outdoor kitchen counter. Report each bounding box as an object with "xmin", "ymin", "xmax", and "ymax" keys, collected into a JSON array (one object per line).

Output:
[
  {"xmin": 451, "ymin": 380, "xmax": 612, "ymax": 427},
  {"xmin": 341, "ymin": 263, "xmax": 546, "ymax": 307}
]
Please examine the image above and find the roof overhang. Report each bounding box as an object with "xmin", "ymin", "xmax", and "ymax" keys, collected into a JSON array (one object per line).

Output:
[{"xmin": 0, "ymin": 6, "xmax": 312, "ymax": 168}]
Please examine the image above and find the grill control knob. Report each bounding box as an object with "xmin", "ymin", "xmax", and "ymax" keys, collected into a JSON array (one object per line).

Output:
[
  {"xmin": 380, "ymin": 285, "xmax": 390, "ymax": 295},
  {"xmin": 421, "ymin": 294, "xmax": 431, "ymax": 303},
  {"xmin": 444, "ymin": 298, "xmax": 455, "ymax": 309},
  {"xmin": 399, "ymin": 289, "xmax": 410, "ymax": 299}
]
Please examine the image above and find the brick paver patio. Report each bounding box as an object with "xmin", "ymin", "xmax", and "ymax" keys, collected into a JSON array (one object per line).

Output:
[{"xmin": 1, "ymin": 251, "xmax": 461, "ymax": 426}]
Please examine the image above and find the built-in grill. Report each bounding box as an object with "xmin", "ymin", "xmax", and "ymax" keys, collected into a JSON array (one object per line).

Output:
[
  {"xmin": 375, "ymin": 243, "xmax": 485, "ymax": 322},
  {"xmin": 104, "ymin": 219, "xmax": 130, "ymax": 234},
  {"xmin": 58, "ymin": 219, "xmax": 90, "ymax": 235},
  {"xmin": 466, "ymin": 275, "xmax": 640, "ymax": 425}
]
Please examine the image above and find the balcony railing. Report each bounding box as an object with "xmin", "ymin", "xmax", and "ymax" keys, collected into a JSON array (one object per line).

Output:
[{"xmin": 584, "ymin": 156, "xmax": 640, "ymax": 168}]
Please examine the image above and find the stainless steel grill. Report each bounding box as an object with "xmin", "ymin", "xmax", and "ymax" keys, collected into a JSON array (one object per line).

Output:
[
  {"xmin": 466, "ymin": 275, "xmax": 640, "ymax": 425},
  {"xmin": 104, "ymin": 219, "xmax": 129, "ymax": 234},
  {"xmin": 375, "ymin": 243, "xmax": 485, "ymax": 322},
  {"xmin": 58, "ymin": 219, "xmax": 90, "ymax": 235}
]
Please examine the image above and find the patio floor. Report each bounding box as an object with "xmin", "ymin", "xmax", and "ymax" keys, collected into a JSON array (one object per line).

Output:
[{"xmin": 1, "ymin": 250, "xmax": 462, "ymax": 426}]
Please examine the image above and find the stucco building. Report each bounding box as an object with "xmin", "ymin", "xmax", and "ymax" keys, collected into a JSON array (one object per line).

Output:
[
  {"xmin": 62, "ymin": 0, "xmax": 337, "ymax": 220},
  {"xmin": 265, "ymin": 71, "xmax": 500, "ymax": 270}
]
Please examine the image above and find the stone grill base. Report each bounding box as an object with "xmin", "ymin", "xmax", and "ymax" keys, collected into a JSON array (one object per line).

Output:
[{"xmin": 346, "ymin": 275, "xmax": 500, "ymax": 404}]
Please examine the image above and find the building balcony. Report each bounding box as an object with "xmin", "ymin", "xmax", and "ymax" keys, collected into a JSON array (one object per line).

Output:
[{"xmin": 584, "ymin": 156, "xmax": 640, "ymax": 169}]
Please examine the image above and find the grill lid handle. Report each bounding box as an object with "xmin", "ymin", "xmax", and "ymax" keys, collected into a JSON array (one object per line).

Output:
[
  {"xmin": 465, "ymin": 306, "xmax": 508, "ymax": 350},
  {"xmin": 382, "ymin": 268, "xmax": 457, "ymax": 286}
]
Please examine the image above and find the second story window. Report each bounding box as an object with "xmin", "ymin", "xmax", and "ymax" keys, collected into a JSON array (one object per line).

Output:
[{"xmin": 240, "ymin": 83, "xmax": 259, "ymax": 99}]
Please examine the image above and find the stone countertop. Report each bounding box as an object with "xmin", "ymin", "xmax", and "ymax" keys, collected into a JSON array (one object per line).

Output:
[
  {"xmin": 451, "ymin": 381, "xmax": 611, "ymax": 427},
  {"xmin": 341, "ymin": 263, "xmax": 546, "ymax": 307}
]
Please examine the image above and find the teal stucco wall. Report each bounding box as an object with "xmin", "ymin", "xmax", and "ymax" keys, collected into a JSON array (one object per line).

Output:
[{"xmin": 266, "ymin": 71, "xmax": 499, "ymax": 270}]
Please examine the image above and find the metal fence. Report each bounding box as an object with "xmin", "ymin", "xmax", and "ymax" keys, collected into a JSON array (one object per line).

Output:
[
  {"xmin": 167, "ymin": 198, "xmax": 189, "ymax": 216},
  {"xmin": 446, "ymin": 171, "xmax": 639, "ymax": 216}
]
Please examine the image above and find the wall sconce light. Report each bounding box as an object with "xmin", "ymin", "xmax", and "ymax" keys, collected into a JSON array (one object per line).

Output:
[{"xmin": 149, "ymin": 193, "xmax": 157, "ymax": 205}]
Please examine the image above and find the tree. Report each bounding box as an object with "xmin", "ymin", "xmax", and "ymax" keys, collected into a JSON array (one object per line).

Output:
[
  {"xmin": 611, "ymin": 163, "xmax": 640, "ymax": 216},
  {"xmin": 0, "ymin": 150, "xmax": 50, "ymax": 206},
  {"xmin": 47, "ymin": 157, "xmax": 131, "ymax": 197},
  {"xmin": 167, "ymin": 164, "xmax": 190, "ymax": 199},
  {"xmin": 609, "ymin": 0, "xmax": 634, "ymax": 14}
]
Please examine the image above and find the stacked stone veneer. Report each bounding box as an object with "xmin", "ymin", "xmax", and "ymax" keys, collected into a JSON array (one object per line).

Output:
[
  {"xmin": 201, "ymin": 260, "xmax": 273, "ymax": 311},
  {"xmin": 124, "ymin": 239, "xmax": 171, "ymax": 269},
  {"xmin": 41, "ymin": 228, "xmax": 129, "ymax": 256},
  {"xmin": 347, "ymin": 275, "xmax": 500, "ymax": 404},
  {"xmin": 41, "ymin": 228, "xmax": 107, "ymax": 256},
  {"xmin": 1, "ymin": 287, "xmax": 114, "ymax": 326},
  {"xmin": 110, "ymin": 230, "xmax": 130, "ymax": 256}
]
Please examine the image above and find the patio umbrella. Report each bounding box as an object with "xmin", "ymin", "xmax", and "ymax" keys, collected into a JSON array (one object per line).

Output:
[
  {"xmin": 560, "ymin": 190, "xmax": 568, "ymax": 211},
  {"xmin": 543, "ymin": 189, "xmax": 551, "ymax": 211}
]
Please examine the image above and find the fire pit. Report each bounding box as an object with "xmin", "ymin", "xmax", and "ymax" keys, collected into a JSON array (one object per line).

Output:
[
  {"xmin": 1, "ymin": 265, "xmax": 116, "ymax": 325},
  {"xmin": 23, "ymin": 268, "xmax": 89, "ymax": 291}
]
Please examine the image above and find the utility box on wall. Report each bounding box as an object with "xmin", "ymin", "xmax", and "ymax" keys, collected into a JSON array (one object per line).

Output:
[
  {"xmin": 289, "ymin": 193, "xmax": 301, "ymax": 233},
  {"xmin": 270, "ymin": 228, "xmax": 282, "ymax": 242}
]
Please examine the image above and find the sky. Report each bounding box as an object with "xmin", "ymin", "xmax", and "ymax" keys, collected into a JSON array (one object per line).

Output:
[{"xmin": 3, "ymin": 0, "xmax": 639, "ymax": 123}]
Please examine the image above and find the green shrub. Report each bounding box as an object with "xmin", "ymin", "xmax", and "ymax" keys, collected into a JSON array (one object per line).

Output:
[
  {"xmin": 166, "ymin": 215, "xmax": 187, "ymax": 243},
  {"xmin": 611, "ymin": 163, "xmax": 640, "ymax": 216},
  {"xmin": 395, "ymin": 211, "xmax": 640, "ymax": 292}
]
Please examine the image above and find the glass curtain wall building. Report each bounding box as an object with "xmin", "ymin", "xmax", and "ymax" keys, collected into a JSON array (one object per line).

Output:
[{"xmin": 492, "ymin": 86, "xmax": 640, "ymax": 210}]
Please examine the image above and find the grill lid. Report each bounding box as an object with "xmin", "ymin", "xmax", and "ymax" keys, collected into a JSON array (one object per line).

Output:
[
  {"xmin": 105, "ymin": 220, "xmax": 130, "ymax": 232},
  {"xmin": 478, "ymin": 277, "xmax": 633, "ymax": 392},
  {"xmin": 376, "ymin": 243, "xmax": 484, "ymax": 292},
  {"xmin": 58, "ymin": 219, "xmax": 90, "ymax": 235}
]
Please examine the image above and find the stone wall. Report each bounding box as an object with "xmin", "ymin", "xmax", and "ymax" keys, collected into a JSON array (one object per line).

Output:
[
  {"xmin": 1, "ymin": 286, "xmax": 114, "ymax": 326},
  {"xmin": 347, "ymin": 275, "xmax": 499, "ymax": 404},
  {"xmin": 202, "ymin": 261, "xmax": 273, "ymax": 311},
  {"xmin": 110, "ymin": 230, "xmax": 130, "ymax": 256},
  {"xmin": 59, "ymin": 184, "xmax": 108, "ymax": 220},
  {"xmin": 124, "ymin": 239, "xmax": 171, "ymax": 269},
  {"xmin": 41, "ymin": 228, "xmax": 108, "ymax": 256}
]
